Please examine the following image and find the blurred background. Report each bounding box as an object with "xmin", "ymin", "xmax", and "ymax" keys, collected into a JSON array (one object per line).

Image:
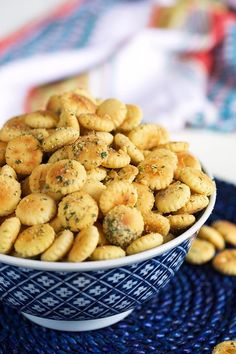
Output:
[{"xmin": 0, "ymin": 0, "xmax": 235, "ymax": 183}]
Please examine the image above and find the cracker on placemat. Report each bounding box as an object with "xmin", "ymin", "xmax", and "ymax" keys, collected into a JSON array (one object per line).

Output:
[
  {"xmin": 212, "ymin": 220, "xmax": 236, "ymax": 246},
  {"xmin": 198, "ymin": 225, "xmax": 225, "ymax": 250},
  {"xmin": 212, "ymin": 340, "xmax": 236, "ymax": 354},
  {"xmin": 186, "ymin": 239, "xmax": 215, "ymax": 265},
  {"xmin": 213, "ymin": 250, "xmax": 236, "ymax": 276}
]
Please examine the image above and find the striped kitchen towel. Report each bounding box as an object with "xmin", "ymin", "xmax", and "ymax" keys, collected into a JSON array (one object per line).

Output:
[{"xmin": 0, "ymin": 0, "xmax": 236, "ymax": 132}]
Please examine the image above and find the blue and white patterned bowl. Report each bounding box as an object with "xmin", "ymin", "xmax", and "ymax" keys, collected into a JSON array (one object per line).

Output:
[{"xmin": 0, "ymin": 187, "xmax": 216, "ymax": 331}]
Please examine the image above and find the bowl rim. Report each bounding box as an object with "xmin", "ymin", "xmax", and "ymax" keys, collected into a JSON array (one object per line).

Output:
[{"xmin": 0, "ymin": 165, "xmax": 216, "ymax": 272}]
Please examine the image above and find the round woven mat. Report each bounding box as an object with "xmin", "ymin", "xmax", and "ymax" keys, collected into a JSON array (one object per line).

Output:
[{"xmin": 0, "ymin": 179, "xmax": 236, "ymax": 354}]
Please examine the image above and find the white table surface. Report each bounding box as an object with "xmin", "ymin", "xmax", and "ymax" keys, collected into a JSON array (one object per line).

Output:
[
  {"xmin": 0, "ymin": 1, "xmax": 236, "ymax": 185},
  {"xmin": 174, "ymin": 130, "xmax": 236, "ymax": 185}
]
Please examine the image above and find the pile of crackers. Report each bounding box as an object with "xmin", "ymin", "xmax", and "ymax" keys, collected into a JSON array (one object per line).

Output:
[{"xmin": 0, "ymin": 89, "xmax": 215, "ymax": 262}]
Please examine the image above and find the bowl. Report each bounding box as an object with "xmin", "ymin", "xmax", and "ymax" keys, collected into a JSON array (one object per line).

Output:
[{"xmin": 0, "ymin": 170, "xmax": 216, "ymax": 332}]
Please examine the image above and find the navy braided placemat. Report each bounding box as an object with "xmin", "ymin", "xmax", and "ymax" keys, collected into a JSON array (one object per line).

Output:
[{"xmin": 0, "ymin": 179, "xmax": 236, "ymax": 354}]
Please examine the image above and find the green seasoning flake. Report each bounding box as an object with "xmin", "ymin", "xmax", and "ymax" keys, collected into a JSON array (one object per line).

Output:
[
  {"xmin": 63, "ymin": 180, "xmax": 71, "ymax": 186},
  {"xmin": 138, "ymin": 166, "xmax": 144, "ymax": 173},
  {"xmin": 151, "ymin": 165, "xmax": 158, "ymax": 172},
  {"xmin": 100, "ymin": 151, "xmax": 108, "ymax": 159},
  {"xmin": 15, "ymin": 159, "xmax": 22, "ymax": 164},
  {"xmin": 56, "ymin": 175, "xmax": 64, "ymax": 183}
]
